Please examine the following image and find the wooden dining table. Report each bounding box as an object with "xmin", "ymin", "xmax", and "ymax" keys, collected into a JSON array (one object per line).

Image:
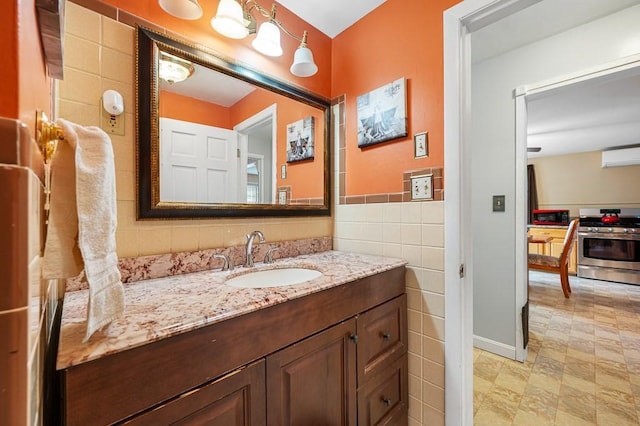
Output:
[{"xmin": 527, "ymin": 233, "xmax": 553, "ymax": 244}]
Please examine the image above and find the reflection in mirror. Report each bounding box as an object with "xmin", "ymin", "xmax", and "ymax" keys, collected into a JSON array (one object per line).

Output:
[{"xmin": 136, "ymin": 27, "xmax": 331, "ymax": 219}]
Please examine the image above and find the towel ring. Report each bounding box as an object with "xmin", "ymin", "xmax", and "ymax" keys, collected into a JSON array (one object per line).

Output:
[{"xmin": 36, "ymin": 111, "xmax": 64, "ymax": 164}]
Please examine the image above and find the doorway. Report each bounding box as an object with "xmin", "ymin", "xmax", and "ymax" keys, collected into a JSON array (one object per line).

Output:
[
  {"xmin": 444, "ymin": 0, "xmax": 640, "ymax": 423},
  {"xmin": 234, "ymin": 104, "xmax": 278, "ymax": 203}
]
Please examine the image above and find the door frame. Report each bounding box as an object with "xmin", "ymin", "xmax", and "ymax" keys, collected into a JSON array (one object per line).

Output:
[
  {"xmin": 234, "ymin": 104, "xmax": 278, "ymax": 202},
  {"xmin": 246, "ymin": 153, "xmax": 265, "ymax": 203},
  {"xmin": 443, "ymin": 0, "xmax": 543, "ymax": 424}
]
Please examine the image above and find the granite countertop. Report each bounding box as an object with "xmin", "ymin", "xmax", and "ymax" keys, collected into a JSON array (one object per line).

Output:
[{"xmin": 56, "ymin": 251, "xmax": 406, "ymax": 370}]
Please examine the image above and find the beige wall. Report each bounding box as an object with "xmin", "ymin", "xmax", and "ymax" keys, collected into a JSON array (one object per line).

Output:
[
  {"xmin": 529, "ymin": 151, "xmax": 640, "ymax": 217},
  {"xmin": 334, "ymin": 202, "xmax": 445, "ymax": 425},
  {"xmin": 57, "ymin": 3, "xmax": 332, "ymax": 259}
]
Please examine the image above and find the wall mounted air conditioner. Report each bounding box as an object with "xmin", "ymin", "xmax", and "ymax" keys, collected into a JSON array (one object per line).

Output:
[{"xmin": 601, "ymin": 146, "xmax": 640, "ymax": 168}]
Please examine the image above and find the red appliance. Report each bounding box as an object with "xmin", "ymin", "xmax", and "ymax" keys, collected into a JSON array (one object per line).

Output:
[{"xmin": 532, "ymin": 209, "xmax": 570, "ymax": 225}]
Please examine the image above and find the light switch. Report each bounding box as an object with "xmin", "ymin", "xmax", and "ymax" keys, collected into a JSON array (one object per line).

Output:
[
  {"xmin": 493, "ymin": 195, "xmax": 505, "ymax": 212},
  {"xmin": 410, "ymin": 174, "xmax": 433, "ymax": 200}
]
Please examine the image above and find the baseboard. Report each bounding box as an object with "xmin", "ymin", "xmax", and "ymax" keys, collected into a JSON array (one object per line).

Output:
[{"xmin": 473, "ymin": 335, "xmax": 516, "ymax": 359}]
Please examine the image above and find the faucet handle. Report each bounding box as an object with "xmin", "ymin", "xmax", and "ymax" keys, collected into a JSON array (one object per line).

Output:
[
  {"xmin": 264, "ymin": 247, "xmax": 280, "ymax": 264},
  {"xmin": 212, "ymin": 253, "xmax": 233, "ymax": 271},
  {"xmin": 247, "ymin": 230, "xmax": 265, "ymax": 242}
]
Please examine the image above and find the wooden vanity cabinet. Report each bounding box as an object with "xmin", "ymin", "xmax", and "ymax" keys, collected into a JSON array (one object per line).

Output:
[{"xmin": 59, "ymin": 267, "xmax": 407, "ymax": 425}]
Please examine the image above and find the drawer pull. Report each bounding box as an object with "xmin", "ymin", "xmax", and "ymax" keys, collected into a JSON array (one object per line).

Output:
[
  {"xmin": 382, "ymin": 332, "xmax": 391, "ymax": 341},
  {"xmin": 382, "ymin": 397, "xmax": 392, "ymax": 407}
]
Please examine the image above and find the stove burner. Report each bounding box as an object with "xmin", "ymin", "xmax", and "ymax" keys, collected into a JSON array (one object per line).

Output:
[{"xmin": 579, "ymin": 208, "xmax": 640, "ymax": 231}]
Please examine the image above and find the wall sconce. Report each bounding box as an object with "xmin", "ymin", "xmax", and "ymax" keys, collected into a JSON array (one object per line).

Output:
[
  {"xmin": 158, "ymin": 0, "xmax": 203, "ymax": 20},
  {"xmin": 210, "ymin": 0, "xmax": 318, "ymax": 77},
  {"xmin": 159, "ymin": 51, "xmax": 195, "ymax": 84}
]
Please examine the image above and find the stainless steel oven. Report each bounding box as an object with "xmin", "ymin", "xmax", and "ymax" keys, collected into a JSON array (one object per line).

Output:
[{"xmin": 577, "ymin": 208, "xmax": 640, "ymax": 285}]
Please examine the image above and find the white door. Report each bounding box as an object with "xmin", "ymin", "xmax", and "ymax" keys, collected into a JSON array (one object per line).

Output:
[{"xmin": 160, "ymin": 117, "xmax": 239, "ymax": 203}]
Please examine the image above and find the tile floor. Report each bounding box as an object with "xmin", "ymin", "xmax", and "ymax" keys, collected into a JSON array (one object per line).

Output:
[{"xmin": 474, "ymin": 271, "xmax": 640, "ymax": 425}]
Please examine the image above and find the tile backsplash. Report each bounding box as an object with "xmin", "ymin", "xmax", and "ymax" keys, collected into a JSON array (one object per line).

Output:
[{"xmin": 66, "ymin": 236, "xmax": 332, "ymax": 291}]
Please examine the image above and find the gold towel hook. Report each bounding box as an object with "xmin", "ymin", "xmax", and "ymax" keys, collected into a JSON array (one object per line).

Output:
[{"xmin": 36, "ymin": 111, "xmax": 64, "ymax": 164}]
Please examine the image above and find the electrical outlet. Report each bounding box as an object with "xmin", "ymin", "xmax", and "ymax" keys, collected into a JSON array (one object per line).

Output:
[
  {"xmin": 410, "ymin": 174, "xmax": 433, "ymax": 200},
  {"xmin": 101, "ymin": 110, "xmax": 125, "ymax": 136},
  {"xmin": 278, "ymin": 191, "xmax": 287, "ymax": 204}
]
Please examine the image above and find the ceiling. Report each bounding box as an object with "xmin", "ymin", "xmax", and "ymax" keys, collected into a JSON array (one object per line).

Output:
[
  {"xmin": 276, "ymin": 0, "xmax": 386, "ymax": 38},
  {"xmin": 471, "ymin": 0, "xmax": 640, "ymax": 158},
  {"xmin": 526, "ymin": 66, "xmax": 640, "ymax": 158},
  {"xmin": 160, "ymin": 62, "xmax": 255, "ymax": 107}
]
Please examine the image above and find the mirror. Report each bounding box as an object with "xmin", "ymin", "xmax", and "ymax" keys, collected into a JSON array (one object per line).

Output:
[{"xmin": 136, "ymin": 27, "xmax": 331, "ymax": 219}]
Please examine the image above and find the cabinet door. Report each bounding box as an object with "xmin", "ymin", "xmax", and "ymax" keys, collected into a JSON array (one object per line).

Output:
[
  {"xmin": 357, "ymin": 295, "xmax": 407, "ymax": 384},
  {"xmin": 527, "ymin": 242, "xmax": 544, "ymax": 255},
  {"xmin": 124, "ymin": 360, "xmax": 266, "ymax": 426},
  {"xmin": 266, "ymin": 319, "xmax": 357, "ymax": 426}
]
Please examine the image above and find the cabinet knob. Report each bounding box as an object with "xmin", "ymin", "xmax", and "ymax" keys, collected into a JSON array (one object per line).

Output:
[
  {"xmin": 382, "ymin": 397, "xmax": 392, "ymax": 407},
  {"xmin": 382, "ymin": 332, "xmax": 391, "ymax": 341},
  {"xmin": 349, "ymin": 334, "xmax": 359, "ymax": 344}
]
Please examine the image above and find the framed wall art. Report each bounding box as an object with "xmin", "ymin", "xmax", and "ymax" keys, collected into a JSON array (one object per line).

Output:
[
  {"xmin": 286, "ymin": 116, "xmax": 315, "ymax": 163},
  {"xmin": 357, "ymin": 77, "xmax": 407, "ymax": 148}
]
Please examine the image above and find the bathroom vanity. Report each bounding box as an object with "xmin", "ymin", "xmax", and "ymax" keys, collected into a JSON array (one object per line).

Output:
[{"xmin": 56, "ymin": 251, "xmax": 407, "ymax": 425}]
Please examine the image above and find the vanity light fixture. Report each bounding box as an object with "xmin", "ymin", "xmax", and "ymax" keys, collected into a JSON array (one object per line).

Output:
[
  {"xmin": 159, "ymin": 52, "xmax": 195, "ymax": 84},
  {"xmin": 158, "ymin": 0, "xmax": 203, "ymax": 20},
  {"xmin": 211, "ymin": 0, "xmax": 318, "ymax": 77}
]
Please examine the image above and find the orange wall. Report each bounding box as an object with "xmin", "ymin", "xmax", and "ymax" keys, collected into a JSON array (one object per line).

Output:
[
  {"xmin": 0, "ymin": 2, "xmax": 19, "ymax": 118},
  {"xmin": 0, "ymin": 0, "xmax": 50, "ymax": 129},
  {"xmin": 18, "ymin": 0, "xmax": 51, "ymax": 130},
  {"xmin": 159, "ymin": 91, "xmax": 232, "ymax": 128},
  {"xmin": 332, "ymin": 0, "xmax": 460, "ymax": 196},
  {"xmin": 100, "ymin": 0, "xmax": 332, "ymax": 98},
  {"xmin": 230, "ymin": 88, "xmax": 324, "ymax": 199}
]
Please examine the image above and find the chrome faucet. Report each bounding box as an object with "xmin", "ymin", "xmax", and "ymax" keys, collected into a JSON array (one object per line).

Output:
[
  {"xmin": 212, "ymin": 253, "xmax": 233, "ymax": 271},
  {"xmin": 245, "ymin": 231, "xmax": 265, "ymax": 267}
]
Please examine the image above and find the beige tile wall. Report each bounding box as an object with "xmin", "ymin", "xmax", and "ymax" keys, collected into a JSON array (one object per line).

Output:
[
  {"xmin": 57, "ymin": 2, "xmax": 332, "ymax": 260},
  {"xmin": 334, "ymin": 196, "xmax": 445, "ymax": 425},
  {"xmin": 0, "ymin": 124, "xmax": 54, "ymax": 425}
]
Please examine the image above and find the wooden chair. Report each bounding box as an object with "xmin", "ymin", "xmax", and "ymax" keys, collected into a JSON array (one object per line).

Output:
[{"xmin": 528, "ymin": 218, "xmax": 579, "ymax": 298}]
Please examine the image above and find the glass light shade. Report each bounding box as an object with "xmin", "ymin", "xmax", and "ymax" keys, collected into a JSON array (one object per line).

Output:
[
  {"xmin": 252, "ymin": 21, "xmax": 283, "ymax": 57},
  {"xmin": 159, "ymin": 55, "xmax": 195, "ymax": 84},
  {"xmin": 211, "ymin": 0, "xmax": 249, "ymax": 39},
  {"xmin": 290, "ymin": 46, "xmax": 318, "ymax": 77},
  {"xmin": 158, "ymin": 0, "xmax": 203, "ymax": 20}
]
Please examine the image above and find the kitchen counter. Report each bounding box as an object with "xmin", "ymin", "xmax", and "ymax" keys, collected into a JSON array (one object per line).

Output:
[
  {"xmin": 527, "ymin": 224, "xmax": 570, "ymax": 230},
  {"xmin": 56, "ymin": 250, "xmax": 407, "ymax": 370}
]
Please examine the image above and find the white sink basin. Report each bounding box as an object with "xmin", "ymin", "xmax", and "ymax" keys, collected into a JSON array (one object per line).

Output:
[{"xmin": 226, "ymin": 267, "xmax": 323, "ymax": 288}]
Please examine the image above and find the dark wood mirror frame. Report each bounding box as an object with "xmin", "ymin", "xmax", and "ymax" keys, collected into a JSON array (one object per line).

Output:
[{"xmin": 136, "ymin": 27, "xmax": 331, "ymax": 219}]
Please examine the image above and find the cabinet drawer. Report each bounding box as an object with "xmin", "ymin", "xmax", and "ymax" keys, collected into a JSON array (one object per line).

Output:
[
  {"xmin": 124, "ymin": 360, "xmax": 266, "ymax": 426},
  {"xmin": 357, "ymin": 354, "xmax": 408, "ymax": 426},
  {"xmin": 357, "ymin": 295, "xmax": 407, "ymax": 384}
]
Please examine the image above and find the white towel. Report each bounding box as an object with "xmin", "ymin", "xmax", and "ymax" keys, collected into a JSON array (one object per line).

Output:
[
  {"xmin": 48, "ymin": 119, "xmax": 125, "ymax": 341},
  {"xmin": 42, "ymin": 132, "xmax": 83, "ymax": 279}
]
